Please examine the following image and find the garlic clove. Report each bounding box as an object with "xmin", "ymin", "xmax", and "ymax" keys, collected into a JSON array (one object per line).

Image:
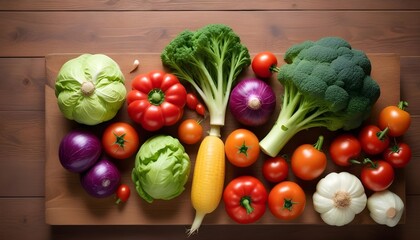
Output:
[{"xmin": 367, "ymin": 190, "xmax": 404, "ymax": 227}]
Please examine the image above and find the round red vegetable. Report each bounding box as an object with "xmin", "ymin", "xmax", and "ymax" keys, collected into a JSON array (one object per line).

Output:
[
  {"xmin": 291, "ymin": 136, "xmax": 327, "ymax": 180},
  {"xmin": 251, "ymin": 52, "xmax": 278, "ymax": 78},
  {"xmin": 378, "ymin": 101, "xmax": 411, "ymax": 137},
  {"xmin": 358, "ymin": 125, "xmax": 390, "ymax": 155},
  {"xmin": 383, "ymin": 142, "xmax": 412, "ymax": 168},
  {"xmin": 59, "ymin": 130, "xmax": 101, "ymax": 173},
  {"xmin": 360, "ymin": 159, "xmax": 394, "ymax": 192},
  {"xmin": 102, "ymin": 122, "xmax": 140, "ymax": 160},
  {"xmin": 262, "ymin": 156, "xmax": 289, "ymax": 183},
  {"xmin": 80, "ymin": 158, "xmax": 121, "ymax": 198},
  {"xmin": 223, "ymin": 176, "xmax": 268, "ymax": 224},
  {"xmin": 329, "ymin": 134, "xmax": 361, "ymax": 167},
  {"xmin": 115, "ymin": 184, "xmax": 131, "ymax": 204},
  {"xmin": 178, "ymin": 119, "xmax": 203, "ymax": 145},
  {"xmin": 268, "ymin": 181, "xmax": 306, "ymax": 220},
  {"xmin": 127, "ymin": 70, "xmax": 187, "ymax": 131},
  {"xmin": 229, "ymin": 78, "xmax": 276, "ymax": 126}
]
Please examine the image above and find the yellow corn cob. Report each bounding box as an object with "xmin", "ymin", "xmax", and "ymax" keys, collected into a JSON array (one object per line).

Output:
[{"xmin": 187, "ymin": 135, "xmax": 225, "ymax": 236}]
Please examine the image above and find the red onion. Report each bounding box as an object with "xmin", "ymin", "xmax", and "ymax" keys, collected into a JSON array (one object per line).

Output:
[
  {"xmin": 59, "ymin": 130, "xmax": 102, "ymax": 173},
  {"xmin": 229, "ymin": 78, "xmax": 276, "ymax": 126},
  {"xmin": 80, "ymin": 158, "xmax": 121, "ymax": 198}
]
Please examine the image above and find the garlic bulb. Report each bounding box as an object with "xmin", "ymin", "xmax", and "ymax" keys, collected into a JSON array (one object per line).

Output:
[
  {"xmin": 313, "ymin": 172, "xmax": 367, "ymax": 226},
  {"xmin": 367, "ymin": 190, "xmax": 404, "ymax": 227}
]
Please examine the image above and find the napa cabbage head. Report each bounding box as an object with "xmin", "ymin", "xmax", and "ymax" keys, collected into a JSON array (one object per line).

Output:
[
  {"xmin": 132, "ymin": 135, "xmax": 191, "ymax": 203},
  {"xmin": 55, "ymin": 54, "xmax": 126, "ymax": 125}
]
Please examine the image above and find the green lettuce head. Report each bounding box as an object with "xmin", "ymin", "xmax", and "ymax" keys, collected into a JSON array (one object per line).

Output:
[
  {"xmin": 55, "ymin": 54, "xmax": 126, "ymax": 125},
  {"xmin": 132, "ymin": 135, "xmax": 191, "ymax": 203}
]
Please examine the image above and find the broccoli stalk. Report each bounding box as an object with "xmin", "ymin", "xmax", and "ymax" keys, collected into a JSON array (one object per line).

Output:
[
  {"xmin": 161, "ymin": 24, "xmax": 250, "ymax": 137},
  {"xmin": 260, "ymin": 37, "xmax": 381, "ymax": 157}
]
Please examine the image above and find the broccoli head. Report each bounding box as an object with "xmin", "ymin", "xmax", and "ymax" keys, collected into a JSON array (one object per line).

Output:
[
  {"xmin": 161, "ymin": 24, "xmax": 250, "ymax": 136},
  {"xmin": 260, "ymin": 37, "xmax": 381, "ymax": 157}
]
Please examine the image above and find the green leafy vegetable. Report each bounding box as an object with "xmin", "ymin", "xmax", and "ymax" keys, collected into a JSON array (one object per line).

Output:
[
  {"xmin": 55, "ymin": 54, "xmax": 126, "ymax": 125},
  {"xmin": 131, "ymin": 135, "xmax": 190, "ymax": 203},
  {"xmin": 260, "ymin": 37, "xmax": 381, "ymax": 157},
  {"xmin": 161, "ymin": 24, "xmax": 251, "ymax": 136}
]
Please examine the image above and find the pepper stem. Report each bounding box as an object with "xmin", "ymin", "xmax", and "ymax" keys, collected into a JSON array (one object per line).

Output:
[{"xmin": 240, "ymin": 196, "xmax": 254, "ymax": 214}]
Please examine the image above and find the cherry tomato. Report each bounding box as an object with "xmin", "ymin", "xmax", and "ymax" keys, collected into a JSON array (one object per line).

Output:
[
  {"xmin": 291, "ymin": 136, "xmax": 327, "ymax": 180},
  {"xmin": 225, "ymin": 129, "xmax": 260, "ymax": 167},
  {"xmin": 115, "ymin": 184, "xmax": 131, "ymax": 204},
  {"xmin": 195, "ymin": 103, "xmax": 206, "ymax": 116},
  {"xmin": 251, "ymin": 52, "xmax": 278, "ymax": 78},
  {"xmin": 186, "ymin": 93, "xmax": 199, "ymax": 110},
  {"xmin": 329, "ymin": 134, "xmax": 361, "ymax": 167},
  {"xmin": 102, "ymin": 122, "xmax": 140, "ymax": 160},
  {"xmin": 268, "ymin": 181, "xmax": 306, "ymax": 220},
  {"xmin": 358, "ymin": 125, "xmax": 390, "ymax": 155},
  {"xmin": 223, "ymin": 176, "xmax": 268, "ymax": 224},
  {"xmin": 383, "ymin": 142, "xmax": 412, "ymax": 168},
  {"xmin": 378, "ymin": 101, "xmax": 411, "ymax": 137},
  {"xmin": 262, "ymin": 156, "xmax": 289, "ymax": 183},
  {"xmin": 361, "ymin": 159, "xmax": 394, "ymax": 191},
  {"xmin": 178, "ymin": 119, "xmax": 203, "ymax": 145}
]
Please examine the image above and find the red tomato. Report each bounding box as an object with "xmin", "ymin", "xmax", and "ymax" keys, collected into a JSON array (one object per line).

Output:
[
  {"xmin": 251, "ymin": 52, "xmax": 278, "ymax": 78},
  {"xmin": 378, "ymin": 101, "xmax": 411, "ymax": 137},
  {"xmin": 383, "ymin": 142, "xmax": 412, "ymax": 168},
  {"xmin": 361, "ymin": 159, "xmax": 394, "ymax": 191},
  {"xmin": 225, "ymin": 129, "xmax": 260, "ymax": 167},
  {"xmin": 329, "ymin": 134, "xmax": 361, "ymax": 167},
  {"xmin": 102, "ymin": 122, "xmax": 140, "ymax": 160},
  {"xmin": 115, "ymin": 184, "xmax": 131, "ymax": 204},
  {"xmin": 268, "ymin": 181, "xmax": 306, "ymax": 220},
  {"xmin": 223, "ymin": 176, "xmax": 268, "ymax": 224},
  {"xmin": 178, "ymin": 119, "xmax": 203, "ymax": 145},
  {"xmin": 262, "ymin": 156, "xmax": 289, "ymax": 183},
  {"xmin": 186, "ymin": 93, "xmax": 199, "ymax": 110},
  {"xmin": 291, "ymin": 136, "xmax": 327, "ymax": 180},
  {"xmin": 358, "ymin": 125, "xmax": 390, "ymax": 155},
  {"xmin": 195, "ymin": 103, "xmax": 206, "ymax": 116},
  {"xmin": 127, "ymin": 70, "xmax": 187, "ymax": 131}
]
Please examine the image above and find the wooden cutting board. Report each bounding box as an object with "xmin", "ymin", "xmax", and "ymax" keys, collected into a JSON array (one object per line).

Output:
[{"xmin": 45, "ymin": 53, "xmax": 403, "ymax": 225}]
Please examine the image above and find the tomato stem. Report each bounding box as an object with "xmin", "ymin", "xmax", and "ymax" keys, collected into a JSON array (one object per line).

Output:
[
  {"xmin": 237, "ymin": 141, "xmax": 249, "ymax": 156},
  {"xmin": 240, "ymin": 196, "xmax": 254, "ymax": 214},
  {"xmin": 376, "ymin": 127, "xmax": 389, "ymax": 141},
  {"xmin": 398, "ymin": 101, "xmax": 408, "ymax": 110},
  {"xmin": 283, "ymin": 198, "xmax": 297, "ymax": 211},
  {"xmin": 313, "ymin": 135, "xmax": 324, "ymax": 151},
  {"xmin": 148, "ymin": 88, "xmax": 165, "ymax": 105},
  {"xmin": 362, "ymin": 158, "xmax": 377, "ymax": 168}
]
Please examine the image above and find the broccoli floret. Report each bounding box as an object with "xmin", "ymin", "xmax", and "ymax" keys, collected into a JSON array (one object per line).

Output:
[
  {"xmin": 260, "ymin": 37, "xmax": 380, "ymax": 157},
  {"xmin": 161, "ymin": 24, "xmax": 250, "ymax": 136}
]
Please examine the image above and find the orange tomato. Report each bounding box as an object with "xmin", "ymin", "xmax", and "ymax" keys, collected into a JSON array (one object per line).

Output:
[
  {"xmin": 225, "ymin": 129, "xmax": 260, "ymax": 167},
  {"xmin": 102, "ymin": 122, "xmax": 140, "ymax": 160},
  {"xmin": 268, "ymin": 181, "xmax": 306, "ymax": 220}
]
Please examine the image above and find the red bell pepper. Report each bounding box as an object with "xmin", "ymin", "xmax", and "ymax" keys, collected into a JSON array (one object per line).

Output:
[
  {"xmin": 127, "ymin": 70, "xmax": 187, "ymax": 131},
  {"xmin": 223, "ymin": 176, "xmax": 268, "ymax": 224}
]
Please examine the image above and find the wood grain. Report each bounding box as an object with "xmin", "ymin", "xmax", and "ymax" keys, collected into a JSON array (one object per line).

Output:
[
  {"xmin": 44, "ymin": 53, "xmax": 402, "ymax": 225},
  {"xmin": 1, "ymin": 11, "xmax": 420, "ymax": 57},
  {"xmin": 1, "ymin": 0, "xmax": 420, "ymax": 10}
]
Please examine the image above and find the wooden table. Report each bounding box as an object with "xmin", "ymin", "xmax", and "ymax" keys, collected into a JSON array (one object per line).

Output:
[{"xmin": 1, "ymin": 1, "xmax": 420, "ymax": 239}]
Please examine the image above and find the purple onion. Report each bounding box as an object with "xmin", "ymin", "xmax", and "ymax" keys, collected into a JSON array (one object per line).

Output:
[
  {"xmin": 80, "ymin": 158, "xmax": 121, "ymax": 198},
  {"xmin": 59, "ymin": 130, "xmax": 102, "ymax": 173},
  {"xmin": 229, "ymin": 78, "xmax": 276, "ymax": 126}
]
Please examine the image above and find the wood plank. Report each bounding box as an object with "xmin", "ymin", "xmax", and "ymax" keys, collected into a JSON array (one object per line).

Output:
[
  {"xmin": 1, "ymin": 196, "xmax": 420, "ymax": 240},
  {"xmin": 401, "ymin": 57, "xmax": 420, "ymax": 115},
  {"xmin": 0, "ymin": 58, "xmax": 46, "ymax": 111},
  {"xmin": 1, "ymin": 11, "xmax": 420, "ymax": 57},
  {"xmin": 44, "ymin": 53, "xmax": 402, "ymax": 225},
  {"xmin": 1, "ymin": 0, "xmax": 420, "ymax": 10},
  {"xmin": 0, "ymin": 111, "xmax": 45, "ymax": 196}
]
